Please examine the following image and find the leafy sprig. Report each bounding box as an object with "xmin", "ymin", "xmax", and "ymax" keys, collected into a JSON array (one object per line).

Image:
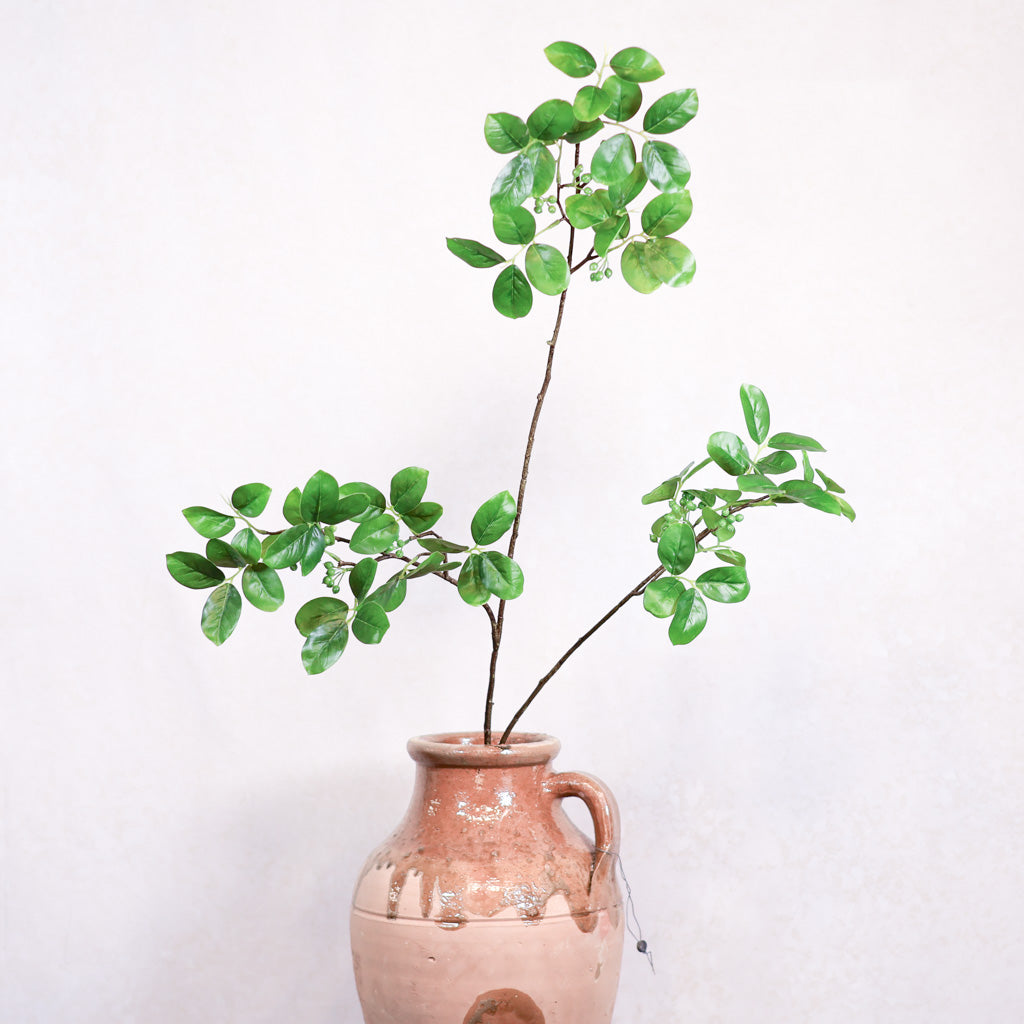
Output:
[
  {"xmin": 166, "ymin": 469, "xmax": 525, "ymax": 674},
  {"xmin": 447, "ymin": 42, "xmax": 698, "ymax": 317}
]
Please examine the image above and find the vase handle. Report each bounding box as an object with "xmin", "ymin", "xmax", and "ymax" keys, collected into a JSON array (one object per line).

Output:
[{"xmin": 545, "ymin": 771, "xmax": 620, "ymax": 855}]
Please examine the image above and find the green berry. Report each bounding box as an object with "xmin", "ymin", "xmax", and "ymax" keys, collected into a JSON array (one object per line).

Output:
[
  {"xmin": 735, "ymin": 514, "xmax": 744, "ymax": 522},
  {"xmin": 604, "ymin": 268, "xmax": 612, "ymax": 278}
]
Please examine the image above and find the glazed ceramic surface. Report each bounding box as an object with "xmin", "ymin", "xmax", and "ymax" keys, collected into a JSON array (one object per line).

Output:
[{"xmin": 351, "ymin": 732, "xmax": 623, "ymax": 1024}]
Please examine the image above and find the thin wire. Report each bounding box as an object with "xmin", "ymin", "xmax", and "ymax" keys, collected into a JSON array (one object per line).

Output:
[{"xmin": 609, "ymin": 851, "xmax": 655, "ymax": 974}]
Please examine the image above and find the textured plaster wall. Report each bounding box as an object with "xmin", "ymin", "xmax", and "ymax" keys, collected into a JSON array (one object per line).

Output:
[{"xmin": 2, "ymin": 1, "xmax": 1022, "ymax": 1021}]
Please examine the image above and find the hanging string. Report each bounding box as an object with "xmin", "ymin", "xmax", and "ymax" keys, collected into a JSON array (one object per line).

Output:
[{"xmin": 609, "ymin": 850, "xmax": 654, "ymax": 974}]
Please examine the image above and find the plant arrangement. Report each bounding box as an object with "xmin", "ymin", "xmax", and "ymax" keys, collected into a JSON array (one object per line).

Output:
[{"xmin": 166, "ymin": 41, "xmax": 853, "ymax": 746}]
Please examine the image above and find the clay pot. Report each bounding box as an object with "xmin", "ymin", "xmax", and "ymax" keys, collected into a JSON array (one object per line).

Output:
[{"xmin": 350, "ymin": 732, "xmax": 623, "ymax": 1024}]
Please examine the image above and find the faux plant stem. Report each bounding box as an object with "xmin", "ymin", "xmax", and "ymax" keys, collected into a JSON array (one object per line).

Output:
[
  {"xmin": 482, "ymin": 150, "xmax": 581, "ymax": 745},
  {"xmin": 498, "ymin": 498, "xmax": 772, "ymax": 744}
]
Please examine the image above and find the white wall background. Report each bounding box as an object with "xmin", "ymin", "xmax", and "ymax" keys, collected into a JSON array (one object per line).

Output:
[{"xmin": 3, "ymin": 1, "xmax": 1022, "ymax": 1021}]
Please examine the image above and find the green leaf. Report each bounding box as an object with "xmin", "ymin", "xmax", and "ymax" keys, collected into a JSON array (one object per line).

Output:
[
  {"xmin": 643, "ymin": 577, "xmax": 686, "ymax": 618},
  {"xmin": 707, "ymin": 432, "xmax": 750, "ymax": 476},
  {"xmin": 338, "ymin": 482, "xmax": 385, "ymax": 523},
  {"xmin": 492, "ymin": 265, "xmax": 533, "ymax": 319},
  {"xmin": 349, "ymin": 557, "xmax": 378, "ymax": 602},
  {"xmin": 401, "ymin": 501, "xmax": 443, "ymax": 534},
  {"xmin": 565, "ymin": 191, "xmax": 613, "ymax": 229},
  {"xmin": 352, "ymin": 601, "xmax": 389, "ymax": 645},
  {"xmin": 781, "ymin": 480, "xmax": 843, "ymax": 515},
  {"xmin": 241, "ymin": 563, "xmax": 285, "ymax": 612},
  {"xmin": 230, "ymin": 482, "xmax": 271, "ymax": 517},
  {"xmin": 563, "ymin": 118, "xmax": 603, "ymax": 143},
  {"xmin": 418, "ymin": 536, "xmax": 469, "ymax": 555},
  {"xmin": 835, "ymin": 496, "xmax": 857, "ymax": 522},
  {"xmin": 484, "ymin": 112, "xmax": 529, "ymax": 153},
  {"xmin": 668, "ymin": 589, "xmax": 708, "ymax": 644},
  {"xmin": 446, "ymin": 237, "xmax": 505, "ymax": 269},
  {"xmin": 201, "ymin": 583, "xmax": 241, "ymax": 646},
  {"xmin": 645, "ymin": 236, "xmax": 696, "ymax": 286},
  {"xmin": 642, "ymin": 140, "xmax": 691, "ymax": 192},
  {"xmin": 593, "ymin": 214, "xmax": 629, "ymax": 257},
  {"xmin": 696, "ymin": 566, "xmax": 750, "ymax": 603},
  {"xmin": 816, "ymin": 469, "xmax": 846, "ymax": 493},
  {"xmin": 295, "ymin": 596, "xmax": 349, "ymax": 637},
  {"xmin": 591, "ymin": 133, "xmax": 636, "ymax": 184},
  {"xmin": 264, "ymin": 524, "xmax": 325, "ymax": 574},
  {"xmin": 489, "ymin": 152, "xmax": 535, "ymax": 212},
  {"xmin": 701, "ymin": 507, "xmax": 724, "ymax": 532},
  {"xmin": 621, "ymin": 240, "xmax": 661, "ymax": 294},
  {"xmin": 231, "ymin": 528, "xmax": 261, "ymax": 564},
  {"xmin": 368, "ymin": 573, "xmax": 407, "ymax": 613},
  {"xmin": 457, "ymin": 554, "xmax": 490, "ymax": 606},
  {"xmin": 349, "ymin": 513, "xmax": 400, "ymax": 555},
  {"xmin": 802, "ymin": 450, "xmax": 814, "ymax": 483},
  {"xmin": 640, "ymin": 191, "xmax": 692, "ymax": 236},
  {"xmin": 493, "ymin": 207, "xmax": 536, "ymax": 245},
  {"xmin": 544, "ymin": 40, "xmax": 597, "ymax": 78},
  {"xmin": 301, "ymin": 469, "xmax": 341, "ymax": 524},
  {"xmin": 525, "ymin": 144, "xmax": 556, "ymax": 196},
  {"xmin": 736, "ymin": 473, "xmax": 779, "ymax": 493},
  {"xmin": 714, "ymin": 547, "xmax": 746, "ymax": 567},
  {"xmin": 707, "ymin": 488, "xmax": 741, "ymax": 503},
  {"xmin": 641, "ymin": 474, "xmax": 681, "ymax": 504},
  {"xmin": 738, "ymin": 384, "xmax": 770, "ymax": 445},
  {"xmin": 602, "ymin": 75, "xmax": 643, "ymax": 121},
  {"xmin": 657, "ymin": 521, "xmax": 696, "ymax": 575},
  {"xmin": 471, "ymin": 490, "xmax": 517, "ymax": 546},
  {"xmin": 283, "ymin": 487, "xmax": 303, "ymax": 526},
  {"xmin": 525, "ymin": 243, "xmax": 570, "ymax": 296},
  {"xmin": 768, "ymin": 432, "xmax": 826, "ymax": 452},
  {"xmin": 166, "ymin": 551, "xmax": 225, "ymax": 590},
  {"xmin": 335, "ymin": 492, "xmax": 371, "ymax": 522},
  {"xmin": 608, "ymin": 164, "xmax": 647, "ymax": 209},
  {"xmin": 301, "ymin": 620, "xmax": 349, "ymax": 674},
  {"xmin": 756, "ymin": 451, "xmax": 797, "ymax": 475},
  {"xmin": 205, "ymin": 538, "xmax": 248, "ymax": 568},
  {"xmin": 526, "ymin": 99, "xmax": 575, "ymax": 143},
  {"xmin": 573, "ymin": 85, "xmax": 609, "ymax": 121},
  {"xmin": 478, "ymin": 551, "xmax": 524, "ymax": 600},
  {"xmin": 182, "ymin": 506, "xmax": 235, "ymax": 540},
  {"xmin": 407, "ymin": 551, "xmax": 444, "ymax": 579},
  {"xmin": 643, "ymin": 88, "xmax": 699, "ymax": 134},
  {"xmin": 609, "ymin": 47, "xmax": 664, "ymax": 83},
  {"xmin": 390, "ymin": 466, "xmax": 428, "ymax": 515}
]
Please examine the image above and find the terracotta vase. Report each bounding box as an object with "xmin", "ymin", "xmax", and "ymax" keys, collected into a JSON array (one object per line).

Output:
[{"xmin": 350, "ymin": 732, "xmax": 624, "ymax": 1024}]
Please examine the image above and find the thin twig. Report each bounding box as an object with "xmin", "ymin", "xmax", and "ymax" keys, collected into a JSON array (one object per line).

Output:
[{"xmin": 498, "ymin": 497, "xmax": 773, "ymax": 742}]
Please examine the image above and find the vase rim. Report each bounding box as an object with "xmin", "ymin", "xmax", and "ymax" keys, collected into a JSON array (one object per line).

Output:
[{"xmin": 407, "ymin": 731, "xmax": 560, "ymax": 767}]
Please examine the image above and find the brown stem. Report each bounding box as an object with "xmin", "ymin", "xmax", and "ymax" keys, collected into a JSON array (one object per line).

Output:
[
  {"xmin": 483, "ymin": 146, "xmax": 581, "ymax": 745},
  {"xmin": 498, "ymin": 497, "xmax": 774, "ymax": 743},
  {"xmin": 570, "ymin": 248, "xmax": 598, "ymax": 273}
]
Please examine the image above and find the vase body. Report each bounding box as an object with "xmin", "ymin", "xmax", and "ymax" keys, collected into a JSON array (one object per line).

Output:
[{"xmin": 351, "ymin": 732, "xmax": 623, "ymax": 1024}]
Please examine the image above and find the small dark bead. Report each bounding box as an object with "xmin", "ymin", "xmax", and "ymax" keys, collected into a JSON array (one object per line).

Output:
[{"xmin": 636, "ymin": 939, "xmax": 648, "ymax": 954}]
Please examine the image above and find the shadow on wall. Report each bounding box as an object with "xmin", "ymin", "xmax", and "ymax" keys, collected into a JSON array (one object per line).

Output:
[{"xmin": 134, "ymin": 764, "xmax": 407, "ymax": 1024}]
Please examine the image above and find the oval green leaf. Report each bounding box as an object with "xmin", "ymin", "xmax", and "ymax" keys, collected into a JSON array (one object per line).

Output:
[
  {"xmin": 263, "ymin": 524, "xmax": 317, "ymax": 570},
  {"xmin": 573, "ymin": 85, "xmax": 610, "ymax": 121},
  {"xmin": 591, "ymin": 133, "xmax": 636, "ymax": 185},
  {"xmin": 349, "ymin": 513, "xmax": 400, "ymax": 555},
  {"xmin": 446, "ymin": 237, "xmax": 505, "ymax": 269},
  {"xmin": 484, "ymin": 112, "xmax": 529, "ymax": 154},
  {"xmin": 707, "ymin": 431, "xmax": 750, "ymax": 476},
  {"xmin": 301, "ymin": 620, "xmax": 349, "ymax": 674},
  {"xmin": 781, "ymin": 480, "xmax": 843, "ymax": 515},
  {"xmin": 471, "ymin": 490, "xmax": 517, "ymax": 546},
  {"xmin": 609, "ymin": 47, "xmax": 664, "ymax": 83},
  {"xmin": 401, "ymin": 501, "xmax": 443, "ymax": 534},
  {"xmin": 602, "ymin": 75, "xmax": 643, "ymax": 122},
  {"xmin": 696, "ymin": 566, "xmax": 750, "ymax": 604},
  {"xmin": 489, "ymin": 152, "xmax": 535, "ymax": 213},
  {"xmin": 565, "ymin": 192, "xmax": 612, "ymax": 229},
  {"xmin": 526, "ymin": 99, "xmax": 575, "ymax": 143},
  {"xmin": 525, "ymin": 243, "xmax": 570, "ymax": 296},
  {"xmin": 492, "ymin": 265, "xmax": 533, "ymax": 319},
  {"xmin": 544, "ymin": 41, "xmax": 597, "ymax": 78},
  {"xmin": 756, "ymin": 451, "xmax": 797, "ymax": 475},
  {"xmin": 736, "ymin": 473, "xmax": 779, "ymax": 493},
  {"xmin": 352, "ymin": 601, "xmax": 390, "ymax": 645},
  {"xmin": 593, "ymin": 213, "xmax": 629, "ymax": 257},
  {"xmin": 657, "ymin": 521, "xmax": 696, "ymax": 575},
  {"xmin": 166, "ymin": 551, "xmax": 225, "ymax": 590},
  {"xmin": 493, "ymin": 207, "xmax": 536, "ymax": 245},
  {"xmin": 231, "ymin": 527, "xmax": 262, "ymax": 564},
  {"xmin": 230, "ymin": 482, "xmax": 271, "ymax": 518},
  {"xmin": 645, "ymin": 236, "xmax": 696, "ymax": 286},
  {"xmin": 668, "ymin": 589, "xmax": 708, "ymax": 644},
  {"xmin": 621, "ymin": 241, "xmax": 661, "ymax": 294},
  {"xmin": 205, "ymin": 538, "xmax": 248, "ymax": 569},
  {"xmin": 564, "ymin": 118, "xmax": 603, "ymax": 143},
  {"xmin": 201, "ymin": 583, "xmax": 241, "ymax": 646},
  {"xmin": 768, "ymin": 432, "xmax": 827, "ymax": 453},
  {"xmin": 640, "ymin": 191, "xmax": 693, "ymax": 236},
  {"xmin": 295, "ymin": 596, "xmax": 349, "ymax": 637},
  {"xmin": 390, "ymin": 466, "xmax": 428, "ymax": 515},
  {"xmin": 642, "ymin": 140, "xmax": 691, "ymax": 192},
  {"xmin": 283, "ymin": 487, "xmax": 303, "ymax": 526},
  {"xmin": 182, "ymin": 506, "xmax": 235, "ymax": 540},
  {"xmin": 368, "ymin": 574, "xmax": 407, "ymax": 613},
  {"xmin": 478, "ymin": 551, "xmax": 524, "ymax": 600},
  {"xmin": 643, "ymin": 88, "xmax": 699, "ymax": 134},
  {"xmin": 739, "ymin": 384, "xmax": 770, "ymax": 445},
  {"xmin": 608, "ymin": 164, "xmax": 647, "ymax": 209},
  {"xmin": 643, "ymin": 577, "xmax": 686, "ymax": 618},
  {"xmin": 301, "ymin": 469, "xmax": 341, "ymax": 524},
  {"xmin": 714, "ymin": 547, "xmax": 746, "ymax": 567},
  {"xmin": 241, "ymin": 563, "xmax": 285, "ymax": 612},
  {"xmin": 457, "ymin": 554, "xmax": 490, "ymax": 606},
  {"xmin": 338, "ymin": 482, "xmax": 385, "ymax": 523},
  {"xmin": 349, "ymin": 557, "xmax": 378, "ymax": 602},
  {"xmin": 525, "ymin": 144, "xmax": 556, "ymax": 197}
]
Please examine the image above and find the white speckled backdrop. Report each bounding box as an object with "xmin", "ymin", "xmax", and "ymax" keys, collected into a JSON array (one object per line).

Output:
[{"xmin": 3, "ymin": 1, "xmax": 1022, "ymax": 1021}]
